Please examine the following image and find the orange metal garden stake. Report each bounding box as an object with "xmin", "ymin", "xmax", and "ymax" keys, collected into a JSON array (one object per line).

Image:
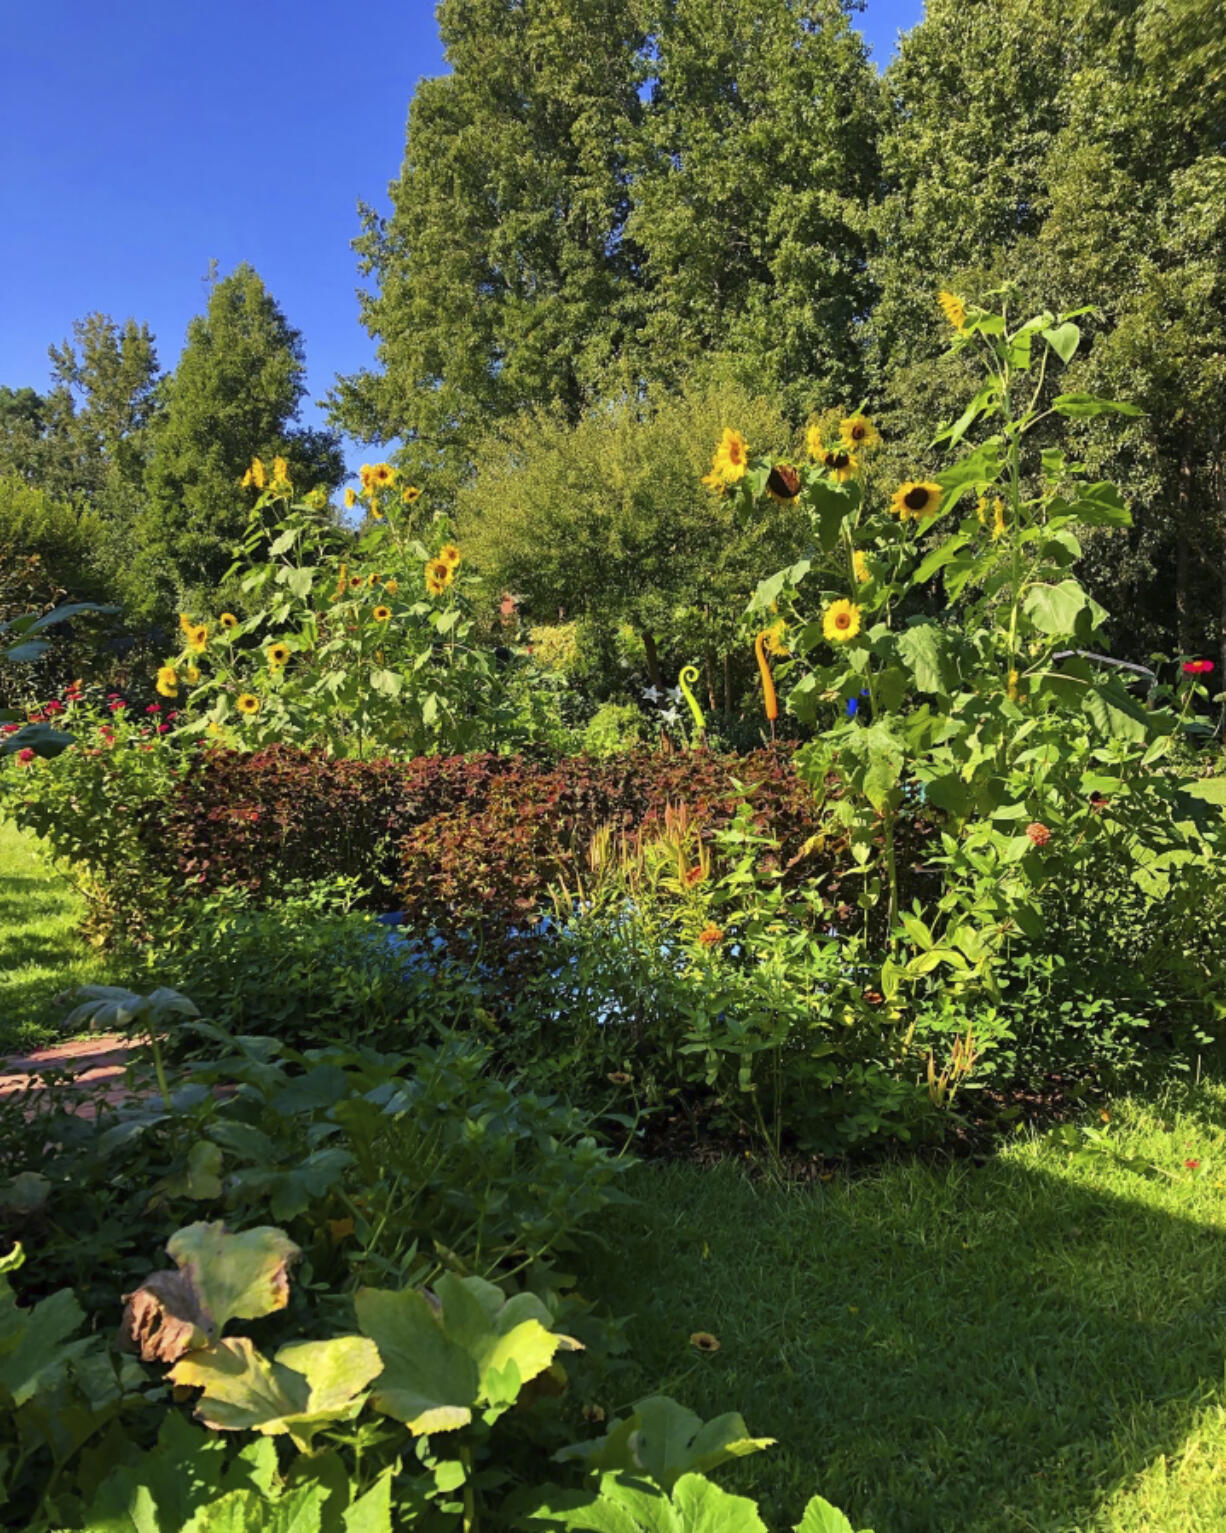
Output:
[{"xmin": 754, "ymin": 630, "xmax": 778, "ymax": 737}]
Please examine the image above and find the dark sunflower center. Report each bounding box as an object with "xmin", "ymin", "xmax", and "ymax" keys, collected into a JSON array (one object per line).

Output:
[
  {"xmin": 904, "ymin": 486, "xmax": 931, "ymax": 512},
  {"xmin": 828, "ymin": 451, "xmax": 851, "ymax": 470},
  {"xmin": 851, "ymin": 423, "xmax": 866, "ymax": 440},
  {"xmin": 835, "ymin": 612, "xmax": 850, "ymax": 629}
]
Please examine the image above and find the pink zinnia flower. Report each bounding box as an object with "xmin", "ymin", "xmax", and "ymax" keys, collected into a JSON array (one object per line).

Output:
[
  {"xmin": 44, "ymin": 700, "xmax": 63, "ymax": 715},
  {"xmin": 145, "ymin": 703, "xmax": 161, "ymax": 714},
  {"xmin": 1183, "ymin": 660, "xmax": 1215, "ymax": 675},
  {"xmin": 1026, "ymin": 822, "xmax": 1052, "ymax": 847},
  {"xmin": 16, "ymin": 748, "xmax": 35, "ymax": 765}
]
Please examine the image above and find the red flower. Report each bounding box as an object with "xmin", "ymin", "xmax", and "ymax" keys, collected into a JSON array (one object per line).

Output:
[
  {"xmin": 157, "ymin": 724, "xmax": 169, "ymax": 734},
  {"xmin": 1183, "ymin": 660, "xmax": 1215, "ymax": 675},
  {"xmin": 16, "ymin": 748, "xmax": 35, "ymax": 765},
  {"xmin": 1, "ymin": 724, "xmax": 18, "ymax": 736},
  {"xmin": 698, "ymin": 922, "xmax": 724, "ymax": 947},
  {"xmin": 1026, "ymin": 822, "xmax": 1052, "ymax": 847},
  {"xmin": 109, "ymin": 699, "xmax": 127, "ymax": 711},
  {"xmin": 145, "ymin": 703, "xmax": 161, "ymax": 714},
  {"xmin": 44, "ymin": 700, "xmax": 63, "ymax": 715},
  {"xmin": 1185, "ymin": 1159, "xmax": 1201, "ymax": 1170}
]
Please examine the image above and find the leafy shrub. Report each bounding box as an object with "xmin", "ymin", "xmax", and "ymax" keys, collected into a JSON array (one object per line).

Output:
[{"xmin": 582, "ymin": 700, "xmax": 648, "ymax": 756}]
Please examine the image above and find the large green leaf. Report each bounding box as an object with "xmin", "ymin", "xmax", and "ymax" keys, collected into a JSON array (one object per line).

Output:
[
  {"xmin": 356, "ymin": 1273, "xmax": 578, "ymax": 1435},
  {"xmin": 1050, "ymin": 393, "xmax": 1144, "ymax": 418},
  {"xmin": 896, "ymin": 622, "xmax": 957, "ymax": 695},
  {"xmin": 0, "ymin": 1281, "xmax": 88, "ymax": 1407},
  {"xmin": 1041, "ymin": 323, "xmax": 1080, "ymax": 364},
  {"xmin": 794, "ymin": 1494, "xmax": 872, "ymax": 1533},
  {"xmin": 122, "ymin": 1223, "xmax": 301, "ymax": 1364},
  {"xmin": 179, "ymin": 1483, "xmax": 330, "ymax": 1533},
  {"xmin": 518, "ymin": 1472, "xmax": 769, "ymax": 1533},
  {"xmin": 557, "ymin": 1396, "xmax": 774, "ymax": 1493},
  {"xmin": 170, "ymin": 1335, "xmax": 381, "ymax": 1452},
  {"xmin": 1021, "ymin": 580, "xmax": 1106, "ymax": 638}
]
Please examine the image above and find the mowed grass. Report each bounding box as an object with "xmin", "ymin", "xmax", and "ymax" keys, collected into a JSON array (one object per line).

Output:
[
  {"xmin": 0, "ymin": 820, "xmax": 117, "ymax": 1053},
  {"xmin": 587, "ymin": 1087, "xmax": 1226, "ymax": 1533}
]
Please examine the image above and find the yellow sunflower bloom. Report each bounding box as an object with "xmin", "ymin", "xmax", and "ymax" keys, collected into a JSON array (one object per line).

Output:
[
  {"xmin": 178, "ymin": 612, "xmax": 194, "ymax": 635},
  {"xmin": 689, "ymin": 1331, "xmax": 721, "ymax": 1354},
  {"xmin": 425, "ymin": 559, "xmax": 452, "ymax": 596},
  {"xmin": 710, "ymin": 428, "xmax": 749, "ymax": 485},
  {"xmin": 938, "ymin": 290, "xmax": 967, "ymax": 333},
  {"xmin": 220, "ymin": 612, "xmax": 238, "ymax": 630},
  {"xmin": 240, "ymin": 458, "xmax": 266, "ymax": 491},
  {"xmin": 763, "ymin": 618, "xmax": 789, "ymax": 657},
  {"xmin": 438, "ymin": 543, "xmax": 461, "ymax": 570},
  {"xmin": 370, "ymin": 463, "xmax": 395, "ymax": 488},
  {"xmin": 402, "ymin": 486, "xmax": 421, "ymax": 505},
  {"xmin": 267, "ymin": 642, "xmax": 290, "ymax": 668},
  {"xmin": 840, "ymin": 414, "xmax": 881, "ymax": 452},
  {"xmin": 819, "ymin": 446, "xmax": 858, "ymax": 484},
  {"xmin": 344, "ymin": 487, "xmax": 357, "ymax": 509},
  {"xmin": 853, "ymin": 550, "xmax": 870, "ymax": 583},
  {"xmin": 156, "ymin": 666, "xmax": 179, "ymax": 699},
  {"xmin": 236, "ymin": 693, "xmax": 260, "ymax": 716},
  {"xmin": 700, "ymin": 469, "xmax": 725, "ymax": 494},
  {"xmin": 822, "ymin": 599, "xmax": 862, "ymax": 644},
  {"xmin": 186, "ymin": 664, "xmax": 201, "ymax": 684},
  {"xmin": 349, "ymin": 574, "xmax": 364, "ymax": 589},
  {"xmin": 992, "ymin": 497, "xmax": 1007, "ymax": 541},
  {"xmin": 272, "ymin": 456, "xmax": 291, "ymax": 488},
  {"xmin": 384, "ymin": 578, "xmax": 399, "ymax": 596},
  {"xmin": 373, "ymin": 605, "xmax": 392, "ymax": 623},
  {"xmin": 890, "ymin": 482, "xmax": 943, "ymax": 520},
  {"xmin": 188, "ymin": 625, "xmax": 209, "ymax": 653},
  {"xmin": 805, "ymin": 423, "xmax": 826, "ymax": 460}
]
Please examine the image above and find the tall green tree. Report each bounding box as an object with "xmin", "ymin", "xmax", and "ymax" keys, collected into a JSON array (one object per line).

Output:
[
  {"xmin": 135, "ymin": 264, "xmax": 343, "ymax": 619},
  {"xmin": 333, "ymin": 0, "xmax": 646, "ymax": 499}
]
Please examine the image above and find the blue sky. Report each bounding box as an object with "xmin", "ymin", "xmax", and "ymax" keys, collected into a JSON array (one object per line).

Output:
[{"xmin": 0, "ymin": 0, "xmax": 922, "ymax": 480}]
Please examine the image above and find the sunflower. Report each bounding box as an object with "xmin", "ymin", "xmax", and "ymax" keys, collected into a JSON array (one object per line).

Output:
[
  {"xmin": 267, "ymin": 642, "xmax": 290, "ymax": 668},
  {"xmin": 689, "ymin": 1331, "xmax": 721, "ymax": 1353},
  {"xmin": 344, "ymin": 487, "xmax": 357, "ymax": 509},
  {"xmin": 236, "ymin": 693, "xmax": 260, "ymax": 716},
  {"xmin": 425, "ymin": 559, "xmax": 453, "ymax": 596},
  {"xmin": 178, "ymin": 612, "xmax": 194, "ymax": 635},
  {"xmin": 240, "ymin": 458, "xmax": 266, "ymax": 491},
  {"xmin": 710, "ymin": 428, "xmax": 749, "ymax": 484},
  {"xmin": 186, "ymin": 664, "xmax": 201, "ymax": 684},
  {"xmin": 763, "ymin": 618, "xmax": 789, "ymax": 657},
  {"xmin": 188, "ymin": 625, "xmax": 209, "ymax": 653},
  {"xmin": 373, "ymin": 605, "xmax": 392, "ymax": 623},
  {"xmin": 370, "ymin": 463, "xmax": 395, "ymax": 489},
  {"xmin": 890, "ymin": 482, "xmax": 943, "ymax": 520},
  {"xmin": 822, "ymin": 599, "xmax": 862, "ymax": 644},
  {"xmin": 384, "ymin": 578, "xmax": 400, "ymax": 596},
  {"xmin": 840, "ymin": 414, "xmax": 881, "ymax": 451},
  {"xmin": 271, "ymin": 456, "xmax": 291, "ymax": 488},
  {"xmin": 220, "ymin": 612, "xmax": 238, "ymax": 630},
  {"xmin": 821, "ymin": 446, "xmax": 858, "ymax": 484},
  {"xmin": 349, "ymin": 574, "xmax": 364, "ymax": 589},
  {"xmin": 368, "ymin": 571, "xmax": 381, "ymax": 587},
  {"xmin": 938, "ymin": 290, "xmax": 967, "ymax": 333},
  {"xmin": 402, "ymin": 486, "xmax": 421, "ymax": 505},
  {"xmin": 438, "ymin": 543, "xmax": 462, "ymax": 570},
  {"xmin": 766, "ymin": 464, "xmax": 801, "ymax": 502},
  {"xmin": 155, "ymin": 666, "xmax": 178, "ymax": 699},
  {"xmin": 853, "ymin": 549, "xmax": 870, "ymax": 583},
  {"xmin": 991, "ymin": 497, "xmax": 1007, "ymax": 541},
  {"xmin": 359, "ymin": 464, "xmax": 375, "ymax": 492}
]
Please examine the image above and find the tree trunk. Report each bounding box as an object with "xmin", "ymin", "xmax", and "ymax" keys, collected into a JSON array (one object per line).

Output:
[
  {"xmin": 723, "ymin": 652, "xmax": 733, "ymax": 715},
  {"xmin": 641, "ymin": 630, "xmax": 663, "ymax": 691},
  {"xmin": 704, "ymin": 648, "xmax": 717, "ymax": 713}
]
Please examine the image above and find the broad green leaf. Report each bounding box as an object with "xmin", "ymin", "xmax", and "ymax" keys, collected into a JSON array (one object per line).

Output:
[
  {"xmin": 1050, "ymin": 393, "xmax": 1143, "ymax": 418},
  {"xmin": 896, "ymin": 622, "xmax": 957, "ymax": 695},
  {"xmin": 935, "ymin": 440, "xmax": 1002, "ymax": 499},
  {"xmin": 1042, "ymin": 323, "xmax": 1080, "ymax": 364},
  {"xmin": 559, "ymin": 1396, "xmax": 773, "ymax": 1494},
  {"xmin": 1179, "ymin": 777, "xmax": 1226, "ymax": 806},
  {"xmin": 0, "ymin": 721, "xmax": 76, "ymax": 757},
  {"xmin": 794, "ymin": 1493, "xmax": 867, "ymax": 1533},
  {"xmin": 181, "ymin": 1483, "xmax": 329, "ymax": 1533},
  {"xmin": 0, "ymin": 1284, "xmax": 87, "ymax": 1406},
  {"xmin": 342, "ymin": 1467, "xmax": 396, "ymax": 1533},
  {"xmin": 170, "ymin": 1334, "xmax": 381, "ymax": 1451},
  {"xmin": 368, "ymin": 667, "xmax": 403, "ymax": 699},
  {"xmin": 122, "ymin": 1223, "xmax": 300, "ymax": 1364},
  {"xmin": 1022, "ymin": 580, "xmax": 1105, "ymax": 637},
  {"xmin": 913, "ymin": 532, "xmax": 970, "ymax": 585},
  {"xmin": 285, "ymin": 567, "xmax": 314, "ymax": 600},
  {"xmin": 672, "ymin": 1473, "xmax": 769, "ymax": 1533},
  {"xmin": 932, "ymin": 380, "xmax": 1000, "ymax": 449}
]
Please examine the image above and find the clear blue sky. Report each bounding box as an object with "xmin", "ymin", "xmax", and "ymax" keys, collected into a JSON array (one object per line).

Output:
[{"xmin": 0, "ymin": 0, "xmax": 922, "ymax": 481}]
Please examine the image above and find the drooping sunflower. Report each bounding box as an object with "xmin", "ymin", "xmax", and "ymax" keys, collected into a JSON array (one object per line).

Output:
[
  {"xmin": 822, "ymin": 599, "xmax": 862, "ymax": 644},
  {"xmin": 438, "ymin": 543, "xmax": 461, "ymax": 570},
  {"xmin": 344, "ymin": 487, "xmax": 357, "ymax": 509},
  {"xmin": 402, "ymin": 486, "xmax": 421, "ymax": 505},
  {"xmin": 220, "ymin": 612, "xmax": 238, "ymax": 630},
  {"xmin": 368, "ymin": 571, "xmax": 381, "ymax": 587},
  {"xmin": 763, "ymin": 618, "xmax": 789, "ymax": 657},
  {"xmin": 840, "ymin": 414, "xmax": 881, "ymax": 452},
  {"xmin": 155, "ymin": 666, "xmax": 179, "ymax": 699},
  {"xmin": 272, "ymin": 456, "xmax": 291, "ymax": 488},
  {"xmin": 186, "ymin": 664, "xmax": 201, "ymax": 684},
  {"xmin": 240, "ymin": 458, "xmax": 266, "ymax": 491},
  {"xmin": 991, "ymin": 497, "xmax": 1007, "ymax": 541},
  {"xmin": 359, "ymin": 464, "xmax": 375, "ymax": 492},
  {"xmin": 236, "ymin": 693, "xmax": 260, "ymax": 716},
  {"xmin": 766, "ymin": 464, "xmax": 801, "ymax": 502},
  {"xmin": 425, "ymin": 559, "xmax": 453, "ymax": 596},
  {"xmin": 890, "ymin": 482, "xmax": 943, "ymax": 520},
  {"xmin": 373, "ymin": 605, "xmax": 392, "ymax": 623},
  {"xmin": 711, "ymin": 428, "xmax": 749, "ymax": 484},
  {"xmin": 937, "ymin": 290, "xmax": 967, "ymax": 333},
  {"xmin": 188, "ymin": 625, "xmax": 209, "ymax": 654},
  {"xmin": 853, "ymin": 549, "xmax": 870, "ymax": 584},
  {"xmin": 178, "ymin": 612, "xmax": 194, "ymax": 635},
  {"xmin": 267, "ymin": 642, "xmax": 290, "ymax": 668}
]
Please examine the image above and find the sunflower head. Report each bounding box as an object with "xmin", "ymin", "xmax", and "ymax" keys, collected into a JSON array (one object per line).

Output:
[
  {"xmin": 853, "ymin": 550, "xmax": 870, "ymax": 584},
  {"xmin": 344, "ymin": 487, "xmax": 357, "ymax": 509},
  {"xmin": 425, "ymin": 558, "xmax": 453, "ymax": 596},
  {"xmin": 220, "ymin": 612, "xmax": 238, "ymax": 630},
  {"xmin": 766, "ymin": 464, "xmax": 801, "ymax": 502},
  {"xmin": 240, "ymin": 457, "xmax": 267, "ymax": 491},
  {"xmin": 272, "ymin": 456, "xmax": 290, "ymax": 488},
  {"xmin": 186, "ymin": 664, "xmax": 201, "ymax": 684},
  {"xmin": 384, "ymin": 578, "xmax": 400, "ymax": 596},
  {"xmin": 991, "ymin": 497, "xmax": 1007, "ymax": 540},
  {"xmin": 402, "ymin": 486, "xmax": 421, "ymax": 505},
  {"xmin": 820, "ymin": 447, "xmax": 858, "ymax": 484},
  {"xmin": 236, "ymin": 693, "xmax": 260, "ymax": 716},
  {"xmin": 155, "ymin": 666, "xmax": 178, "ymax": 699},
  {"xmin": 267, "ymin": 642, "xmax": 290, "ymax": 668},
  {"xmin": 839, "ymin": 414, "xmax": 881, "ymax": 452},
  {"xmin": 349, "ymin": 574, "xmax": 364, "ymax": 589},
  {"xmin": 937, "ymin": 290, "xmax": 968, "ymax": 333},
  {"xmin": 178, "ymin": 612, "xmax": 194, "ymax": 635},
  {"xmin": 371, "ymin": 463, "xmax": 395, "ymax": 488},
  {"xmin": 438, "ymin": 543, "xmax": 461, "ymax": 570},
  {"xmin": 359, "ymin": 464, "xmax": 375, "ymax": 491},
  {"xmin": 763, "ymin": 618, "xmax": 789, "ymax": 657},
  {"xmin": 373, "ymin": 605, "xmax": 392, "ymax": 623},
  {"xmin": 890, "ymin": 481, "xmax": 942, "ymax": 520},
  {"xmin": 822, "ymin": 599, "xmax": 862, "ymax": 644},
  {"xmin": 805, "ymin": 423, "xmax": 826, "ymax": 460},
  {"xmin": 710, "ymin": 428, "xmax": 749, "ymax": 485},
  {"xmin": 188, "ymin": 625, "xmax": 209, "ymax": 654},
  {"xmin": 689, "ymin": 1331, "xmax": 721, "ymax": 1353}
]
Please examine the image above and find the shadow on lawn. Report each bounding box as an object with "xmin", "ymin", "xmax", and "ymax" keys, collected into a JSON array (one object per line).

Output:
[
  {"xmin": 592, "ymin": 1139, "xmax": 1226, "ymax": 1533},
  {"xmin": 0, "ymin": 856, "xmax": 99, "ymax": 1044}
]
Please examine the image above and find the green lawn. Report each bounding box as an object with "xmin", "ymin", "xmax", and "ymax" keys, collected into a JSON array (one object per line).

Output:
[
  {"xmin": 588, "ymin": 1093, "xmax": 1226, "ymax": 1532},
  {"xmin": 0, "ymin": 819, "xmax": 117, "ymax": 1053}
]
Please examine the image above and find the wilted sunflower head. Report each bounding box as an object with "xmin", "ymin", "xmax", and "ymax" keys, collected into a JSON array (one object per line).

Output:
[{"xmin": 766, "ymin": 464, "xmax": 801, "ymax": 502}]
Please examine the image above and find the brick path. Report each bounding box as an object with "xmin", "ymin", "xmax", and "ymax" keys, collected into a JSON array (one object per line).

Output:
[{"xmin": 0, "ymin": 1033, "xmax": 148, "ymax": 1114}]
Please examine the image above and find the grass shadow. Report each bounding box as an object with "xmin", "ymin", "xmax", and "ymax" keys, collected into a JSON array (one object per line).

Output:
[{"xmin": 588, "ymin": 1134, "xmax": 1226, "ymax": 1532}]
